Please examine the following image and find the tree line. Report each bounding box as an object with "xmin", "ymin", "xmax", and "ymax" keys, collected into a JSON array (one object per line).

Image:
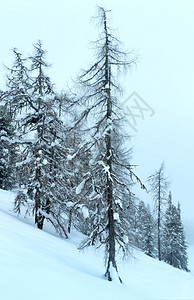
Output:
[
  {"xmin": 137, "ymin": 162, "xmax": 189, "ymax": 272},
  {"xmin": 0, "ymin": 7, "xmax": 189, "ymax": 281}
]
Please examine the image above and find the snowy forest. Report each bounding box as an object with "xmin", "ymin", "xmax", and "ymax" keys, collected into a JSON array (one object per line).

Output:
[{"xmin": 0, "ymin": 7, "xmax": 189, "ymax": 281}]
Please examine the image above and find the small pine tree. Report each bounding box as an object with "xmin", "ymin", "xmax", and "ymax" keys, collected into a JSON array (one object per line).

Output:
[
  {"xmin": 162, "ymin": 192, "xmax": 189, "ymax": 271},
  {"xmin": 143, "ymin": 205, "xmax": 156, "ymax": 258},
  {"xmin": 176, "ymin": 202, "xmax": 189, "ymax": 271},
  {"xmin": 135, "ymin": 201, "xmax": 156, "ymax": 257}
]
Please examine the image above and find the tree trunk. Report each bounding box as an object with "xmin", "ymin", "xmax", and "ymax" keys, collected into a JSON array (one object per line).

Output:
[
  {"xmin": 68, "ymin": 209, "xmax": 73, "ymax": 234},
  {"xmin": 35, "ymin": 193, "xmax": 44, "ymax": 230},
  {"xmin": 34, "ymin": 161, "xmax": 44, "ymax": 230},
  {"xmin": 105, "ymin": 177, "xmax": 121, "ymax": 282},
  {"xmin": 104, "ymin": 39, "xmax": 121, "ymax": 280}
]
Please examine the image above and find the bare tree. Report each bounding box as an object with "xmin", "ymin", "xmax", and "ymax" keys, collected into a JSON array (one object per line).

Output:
[
  {"xmin": 75, "ymin": 7, "xmax": 144, "ymax": 282},
  {"xmin": 148, "ymin": 162, "xmax": 169, "ymax": 260}
]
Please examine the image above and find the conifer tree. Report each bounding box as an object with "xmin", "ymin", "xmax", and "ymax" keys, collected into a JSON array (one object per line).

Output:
[
  {"xmin": 135, "ymin": 201, "xmax": 156, "ymax": 257},
  {"xmin": 4, "ymin": 48, "xmax": 31, "ymax": 116},
  {"xmin": 75, "ymin": 7, "xmax": 144, "ymax": 282},
  {"xmin": 0, "ymin": 105, "xmax": 16, "ymax": 189},
  {"xmin": 4, "ymin": 43, "xmax": 78, "ymax": 236},
  {"xmin": 162, "ymin": 192, "xmax": 189, "ymax": 271},
  {"xmin": 27, "ymin": 41, "xmax": 55, "ymax": 229},
  {"xmin": 148, "ymin": 162, "xmax": 169, "ymax": 260},
  {"xmin": 176, "ymin": 202, "xmax": 189, "ymax": 271}
]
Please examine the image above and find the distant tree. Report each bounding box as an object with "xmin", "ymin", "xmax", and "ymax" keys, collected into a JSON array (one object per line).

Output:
[
  {"xmin": 75, "ymin": 7, "xmax": 144, "ymax": 282},
  {"xmin": 143, "ymin": 206, "xmax": 156, "ymax": 257},
  {"xmin": 162, "ymin": 192, "xmax": 189, "ymax": 271},
  {"xmin": 135, "ymin": 200, "xmax": 156, "ymax": 257},
  {"xmin": 0, "ymin": 105, "xmax": 16, "ymax": 190},
  {"xmin": 127, "ymin": 193, "xmax": 139, "ymax": 246},
  {"xmin": 176, "ymin": 202, "xmax": 189, "ymax": 271},
  {"xmin": 148, "ymin": 162, "xmax": 169, "ymax": 260}
]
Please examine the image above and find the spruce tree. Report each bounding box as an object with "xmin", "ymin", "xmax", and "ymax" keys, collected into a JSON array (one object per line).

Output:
[
  {"xmin": 135, "ymin": 201, "xmax": 156, "ymax": 257},
  {"xmin": 162, "ymin": 192, "xmax": 189, "ymax": 271},
  {"xmin": 176, "ymin": 202, "xmax": 189, "ymax": 271}
]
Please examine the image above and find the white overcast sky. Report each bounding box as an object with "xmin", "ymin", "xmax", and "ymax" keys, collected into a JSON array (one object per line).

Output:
[{"xmin": 0, "ymin": 0, "xmax": 194, "ymax": 240}]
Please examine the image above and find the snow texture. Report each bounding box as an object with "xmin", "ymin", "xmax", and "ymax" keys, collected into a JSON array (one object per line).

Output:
[
  {"xmin": 76, "ymin": 179, "xmax": 86, "ymax": 195},
  {"xmin": 81, "ymin": 206, "xmax": 89, "ymax": 219},
  {"xmin": 113, "ymin": 212, "xmax": 120, "ymax": 222},
  {"xmin": 0, "ymin": 189, "xmax": 194, "ymax": 300}
]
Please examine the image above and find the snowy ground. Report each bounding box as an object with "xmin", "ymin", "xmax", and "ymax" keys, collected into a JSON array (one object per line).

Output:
[{"xmin": 0, "ymin": 189, "xmax": 194, "ymax": 300}]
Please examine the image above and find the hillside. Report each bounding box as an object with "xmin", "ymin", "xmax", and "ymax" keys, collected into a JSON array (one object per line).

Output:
[{"xmin": 0, "ymin": 189, "xmax": 194, "ymax": 300}]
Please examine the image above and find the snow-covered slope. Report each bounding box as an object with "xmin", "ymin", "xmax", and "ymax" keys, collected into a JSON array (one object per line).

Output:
[{"xmin": 0, "ymin": 189, "xmax": 194, "ymax": 300}]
